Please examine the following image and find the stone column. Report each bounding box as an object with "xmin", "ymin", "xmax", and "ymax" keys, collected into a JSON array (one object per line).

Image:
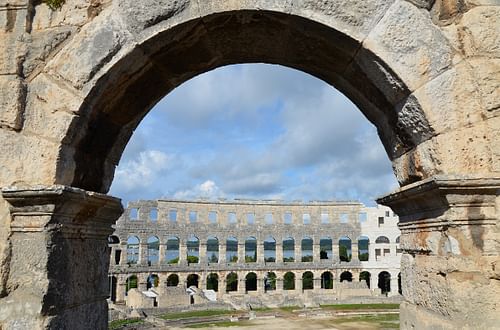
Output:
[
  {"xmin": 138, "ymin": 243, "xmax": 148, "ymax": 265},
  {"xmin": 295, "ymin": 276, "xmax": 302, "ymax": 292},
  {"xmin": 158, "ymin": 243, "xmax": 166, "ymax": 264},
  {"xmin": 219, "ymin": 243, "xmax": 226, "ymax": 263},
  {"xmin": 179, "ymin": 242, "xmax": 187, "ymax": 265},
  {"xmin": 138, "ymin": 275, "xmax": 147, "ymax": 291},
  {"xmin": 294, "ymin": 242, "xmax": 301, "ymax": 262},
  {"xmin": 276, "ymin": 278, "xmax": 283, "ymax": 292},
  {"xmin": 389, "ymin": 274, "xmax": 399, "ymax": 297},
  {"xmin": 238, "ymin": 243, "xmax": 245, "ymax": 263},
  {"xmin": 313, "ymin": 243, "xmax": 320, "ymax": 262},
  {"xmin": 116, "ymin": 278, "xmax": 127, "ymax": 303},
  {"xmin": 369, "ymin": 274, "xmax": 376, "ymax": 291},
  {"xmin": 332, "ymin": 243, "xmax": 339, "ymax": 262},
  {"xmin": 378, "ymin": 176, "xmax": 500, "ymax": 329},
  {"xmin": 0, "ymin": 185, "xmax": 123, "ymax": 330},
  {"xmin": 275, "ymin": 242, "xmax": 283, "ymax": 262},
  {"xmin": 119, "ymin": 243, "xmax": 128, "ymax": 265},
  {"xmin": 313, "ymin": 277, "xmax": 321, "ymax": 291},
  {"xmin": 218, "ymin": 277, "xmax": 226, "ymax": 298},
  {"xmin": 257, "ymin": 277, "xmax": 265, "ymax": 293},
  {"xmin": 257, "ymin": 241, "xmax": 264, "ymax": 263},
  {"xmin": 351, "ymin": 242, "xmax": 358, "ymax": 262},
  {"xmin": 199, "ymin": 242, "xmax": 207, "ymax": 264}
]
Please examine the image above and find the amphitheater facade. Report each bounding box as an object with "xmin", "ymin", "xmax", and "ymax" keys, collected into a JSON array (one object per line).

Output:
[{"xmin": 109, "ymin": 199, "xmax": 402, "ymax": 309}]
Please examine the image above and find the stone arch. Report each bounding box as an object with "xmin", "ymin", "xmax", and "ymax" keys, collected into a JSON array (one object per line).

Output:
[
  {"xmin": 166, "ymin": 236, "xmax": 180, "ymax": 264},
  {"xmin": 358, "ymin": 236, "xmax": 370, "ymax": 261},
  {"xmin": 109, "ymin": 276, "xmax": 117, "ymax": 302},
  {"xmin": 340, "ymin": 271, "xmax": 353, "ymax": 282},
  {"xmin": 1, "ymin": 1, "xmax": 497, "ymax": 329},
  {"xmin": 125, "ymin": 275, "xmax": 138, "ymax": 294},
  {"xmin": 226, "ymin": 236, "xmax": 238, "ymax": 263},
  {"xmin": 147, "ymin": 274, "xmax": 159, "ymax": 289},
  {"xmin": 283, "ymin": 272, "xmax": 295, "ymax": 291},
  {"xmin": 187, "ymin": 274, "xmax": 199, "ymax": 288},
  {"xmin": 206, "ymin": 273, "xmax": 219, "ymax": 292},
  {"xmin": 245, "ymin": 272, "xmax": 257, "ymax": 292},
  {"xmin": 226, "ymin": 272, "xmax": 238, "ymax": 292},
  {"xmin": 282, "ymin": 236, "xmax": 295, "ymax": 262},
  {"xmin": 319, "ymin": 237, "xmax": 332, "ymax": 260},
  {"xmin": 147, "ymin": 236, "xmax": 160, "ymax": 265},
  {"xmin": 206, "ymin": 235, "xmax": 219, "ymax": 263},
  {"xmin": 126, "ymin": 236, "xmax": 140, "ymax": 264},
  {"xmin": 302, "ymin": 271, "xmax": 314, "ymax": 290},
  {"xmin": 375, "ymin": 236, "xmax": 390, "ymax": 244},
  {"xmin": 244, "ymin": 236, "xmax": 257, "ymax": 262},
  {"xmin": 321, "ymin": 271, "xmax": 333, "ymax": 289},
  {"xmin": 264, "ymin": 236, "xmax": 276, "ymax": 262},
  {"xmin": 166, "ymin": 274, "xmax": 179, "ymax": 287},
  {"xmin": 186, "ymin": 235, "xmax": 200, "ymax": 263},
  {"xmin": 264, "ymin": 272, "xmax": 277, "ymax": 292},
  {"xmin": 378, "ymin": 271, "xmax": 391, "ymax": 295},
  {"xmin": 360, "ymin": 271, "xmax": 371, "ymax": 288},
  {"xmin": 338, "ymin": 236, "xmax": 352, "ymax": 262},
  {"xmin": 301, "ymin": 236, "xmax": 313, "ymax": 262}
]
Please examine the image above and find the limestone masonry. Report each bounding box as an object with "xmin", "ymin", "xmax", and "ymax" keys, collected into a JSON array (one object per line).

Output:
[
  {"xmin": 0, "ymin": 0, "xmax": 498, "ymax": 329},
  {"xmin": 109, "ymin": 199, "xmax": 402, "ymax": 309}
]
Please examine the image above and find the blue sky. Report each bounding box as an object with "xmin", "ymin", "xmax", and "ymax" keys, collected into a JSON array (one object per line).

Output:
[{"xmin": 109, "ymin": 64, "xmax": 398, "ymax": 206}]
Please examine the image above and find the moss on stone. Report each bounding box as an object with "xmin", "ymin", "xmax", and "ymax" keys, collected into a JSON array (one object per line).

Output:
[{"xmin": 43, "ymin": 0, "xmax": 65, "ymax": 10}]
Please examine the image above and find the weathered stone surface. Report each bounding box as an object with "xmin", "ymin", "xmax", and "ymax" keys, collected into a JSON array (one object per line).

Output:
[
  {"xmin": 364, "ymin": 0, "xmax": 456, "ymax": 92},
  {"xmin": 0, "ymin": 75, "xmax": 25, "ymax": 130},
  {"xmin": 458, "ymin": 5, "xmax": 500, "ymax": 57}
]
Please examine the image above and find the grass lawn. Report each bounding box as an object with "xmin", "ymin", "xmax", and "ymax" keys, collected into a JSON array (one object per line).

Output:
[
  {"xmin": 320, "ymin": 303, "xmax": 400, "ymax": 310},
  {"xmin": 108, "ymin": 318, "xmax": 144, "ymax": 330},
  {"xmin": 186, "ymin": 320, "xmax": 252, "ymax": 328},
  {"xmin": 159, "ymin": 309, "xmax": 236, "ymax": 320}
]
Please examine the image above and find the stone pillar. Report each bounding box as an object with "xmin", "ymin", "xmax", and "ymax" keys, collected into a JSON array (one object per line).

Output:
[
  {"xmin": 138, "ymin": 276, "xmax": 147, "ymax": 291},
  {"xmin": 351, "ymin": 242, "xmax": 358, "ymax": 262},
  {"xmin": 276, "ymin": 278, "xmax": 283, "ymax": 292},
  {"xmin": 0, "ymin": 185, "xmax": 123, "ymax": 330},
  {"xmin": 199, "ymin": 242, "xmax": 207, "ymax": 264},
  {"xmin": 138, "ymin": 243, "xmax": 148, "ymax": 265},
  {"xmin": 369, "ymin": 274, "xmax": 376, "ymax": 291},
  {"xmin": 119, "ymin": 243, "xmax": 128, "ymax": 265},
  {"xmin": 275, "ymin": 242, "xmax": 283, "ymax": 262},
  {"xmin": 313, "ymin": 277, "xmax": 321, "ymax": 291},
  {"xmin": 295, "ymin": 276, "xmax": 302, "ymax": 292},
  {"xmin": 179, "ymin": 242, "xmax": 187, "ymax": 265},
  {"xmin": 219, "ymin": 243, "xmax": 226, "ymax": 263},
  {"xmin": 238, "ymin": 243, "xmax": 245, "ymax": 263},
  {"xmin": 389, "ymin": 274, "xmax": 399, "ymax": 297},
  {"xmin": 237, "ymin": 276, "xmax": 245, "ymax": 294},
  {"xmin": 218, "ymin": 278, "xmax": 226, "ymax": 298},
  {"xmin": 158, "ymin": 243, "xmax": 166, "ymax": 264},
  {"xmin": 257, "ymin": 241, "xmax": 264, "ymax": 263},
  {"xmin": 257, "ymin": 277, "xmax": 265, "ymax": 293},
  {"xmin": 294, "ymin": 242, "xmax": 301, "ymax": 262},
  {"xmin": 378, "ymin": 176, "xmax": 500, "ymax": 329},
  {"xmin": 116, "ymin": 279, "xmax": 126, "ymax": 303},
  {"xmin": 313, "ymin": 243, "xmax": 320, "ymax": 262},
  {"xmin": 332, "ymin": 243, "xmax": 339, "ymax": 262}
]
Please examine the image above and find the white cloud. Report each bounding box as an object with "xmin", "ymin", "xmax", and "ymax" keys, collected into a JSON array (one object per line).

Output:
[
  {"xmin": 112, "ymin": 150, "xmax": 173, "ymax": 194},
  {"xmin": 173, "ymin": 180, "xmax": 225, "ymax": 200}
]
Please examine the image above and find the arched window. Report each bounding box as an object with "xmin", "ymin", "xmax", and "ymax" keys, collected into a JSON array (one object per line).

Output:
[
  {"xmin": 378, "ymin": 271, "xmax": 391, "ymax": 294},
  {"xmin": 264, "ymin": 236, "xmax": 276, "ymax": 262},
  {"xmin": 226, "ymin": 272, "xmax": 238, "ymax": 292},
  {"xmin": 375, "ymin": 236, "xmax": 390, "ymax": 244},
  {"xmin": 320, "ymin": 237, "xmax": 332, "ymax": 260},
  {"xmin": 147, "ymin": 236, "xmax": 160, "ymax": 265},
  {"xmin": 108, "ymin": 235, "xmax": 120, "ymax": 244},
  {"xmin": 147, "ymin": 274, "xmax": 159, "ymax": 289},
  {"xmin": 395, "ymin": 236, "xmax": 400, "ymax": 244},
  {"xmin": 207, "ymin": 273, "xmax": 219, "ymax": 292},
  {"xmin": 245, "ymin": 237, "xmax": 257, "ymax": 262},
  {"xmin": 126, "ymin": 275, "xmax": 138, "ymax": 294},
  {"xmin": 340, "ymin": 271, "xmax": 352, "ymax": 282},
  {"xmin": 226, "ymin": 237, "xmax": 238, "ymax": 263},
  {"xmin": 358, "ymin": 236, "xmax": 370, "ymax": 261},
  {"xmin": 301, "ymin": 237, "xmax": 313, "ymax": 262},
  {"xmin": 264, "ymin": 272, "xmax": 276, "ymax": 292},
  {"xmin": 166, "ymin": 236, "xmax": 179, "ymax": 264},
  {"xmin": 302, "ymin": 271, "xmax": 314, "ymax": 290},
  {"xmin": 109, "ymin": 276, "xmax": 117, "ymax": 302},
  {"xmin": 321, "ymin": 271, "xmax": 333, "ymax": 289},
  {"xmin": 283, "ymin": 237, "xmax": 295, "ymax": 262},
  {"xmin": 360, "ymin": 271, "xmax": 371, "ymax": 288},
  {"xmin": 339, "ymin": 236, "xmax": 352, "ymax": 262},
  {"xmin": 245, "ymin": 272, "xmax": 257, "ymax": 292},
  {"xmin": 126, "ymin": 236, "xmax": 140, "ymax": 264},
  {"xmin": 187, "ymin": 236, "xmax": 200, "ymax": 263},
  {"xmin": 187, "ymin": 274, "xmax": 199, "ymax": 288},
  {"xmin": 166, "ymin": 274, "xmax": 179, "ymax": 287},
  {"xmin": 207, "ymin": 236, "xmax": 219, "ymax": 263},
  {"xmin": 283, "ymin": 272, "xmax": 295, "ymax": 290}
]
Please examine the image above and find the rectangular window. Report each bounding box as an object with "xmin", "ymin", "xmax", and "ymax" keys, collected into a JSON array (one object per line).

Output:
[
  {"xmin": 358, "ymin": 212, "xmax": 367, "ymax": 223},
  {"xmin": 149, "ymin": 208, "xmax": 158, "ymax": 222},
  {"xmin": 208, "ymin": 211, "xmax": 217, "ymax": 224},
  {"xmin": 321, "ymin": 213, "xmax": 329, "ymax": 224},
  {"xmin": 340, "ymin": 213, "xmax": 349, "ymax": 223},
  {"xmin": 265, "ymin": 213, "xmax": 273, "ymax": 224},
  {"xmin": 169, "ymin": 209, "xmax": 177, "ymax": 222},
  {"xmin": 246, "ymin": 213, "xmax": 255, "ymax": 225},
  {"xmin": 228, "ymin": 212, "xmax": 237, "ymax": 224},
  {"xmin": 284, "ymin": 212, "xmax": 292, "ymax": 224},
  {"xmin": 385, "ymin": 211, "xmax": 390, "ymax": 217},
  {"xmin": 303, "ymin": 213, "xmax": 311, "ymax": 225},
  {"xmin": 396, "ymin": 248, "xmax": 402, "ymax": 254},
  {"xmin": 378, "ymin": 216, "xmax": 384, "ymax": 227},
  {"xmin": 189, "ymin": 211, "xmax": 197, "ymax": 223},
  {"xmin": 383, "ymin": 248, "xmax": 391, "ymax": 256},
  {"xmin": 129, "ymin": 208, "xmax": 138, "ymax": 220},
  {"xmin": 375, "ymin": 248, "xmax": 381, "ymax": 260}
]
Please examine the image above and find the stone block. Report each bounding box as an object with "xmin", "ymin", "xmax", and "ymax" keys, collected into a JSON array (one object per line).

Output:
[
  {"xmin": 459, "ymin": 6, "xmax": 500, "ymax": 57},
  {"xmin": 363, "ymin": 0, "xmax": 456, "ymax": 92},
  {"xmin": 0, "ymin": 75, "xmax": 25, "ymax": 130},
  {"xmin": 468, "ymin": 57, "xmax": 500, "ymax": 113}
]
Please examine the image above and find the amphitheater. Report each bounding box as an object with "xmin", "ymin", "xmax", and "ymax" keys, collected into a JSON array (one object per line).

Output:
[{"xmin": 108, "ymin": 199, "xmax": 402, "ymax": 309}]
